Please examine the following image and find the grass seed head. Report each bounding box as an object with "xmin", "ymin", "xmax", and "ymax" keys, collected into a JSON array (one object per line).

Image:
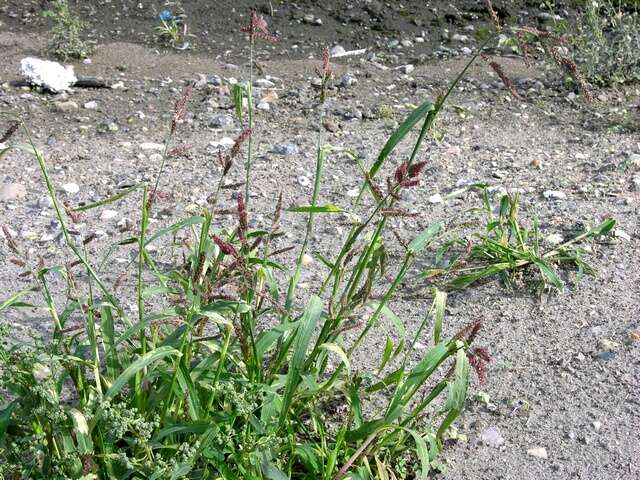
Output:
[
  {"xmin": 0, "ymin": 122, "xmax": 19, "ymax": 144},
  {"xmin": 241, "ymin": 11, "xmax": 278, "ymax": 43}
]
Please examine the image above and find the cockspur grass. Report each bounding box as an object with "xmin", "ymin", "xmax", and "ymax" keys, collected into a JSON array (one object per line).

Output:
[{"xmin": 0, "ymin": 5, "xmax": 615, "ymax": 479}]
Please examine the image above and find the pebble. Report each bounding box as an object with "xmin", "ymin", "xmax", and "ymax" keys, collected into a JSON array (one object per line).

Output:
[
  {"xmin": 83, "ymin": 100, "xmax": 98, "ymax": 110},
  {"xmin": 210, "ymin": 114, "xmax": 234, "ymax": 129},
  {"xmin": 597, "ymin": 338, "xmax": 619, "ymax": 351},
  {"xmin": 208, "ymin": 138, "xmax": 234, "ymax": 151},
  {"xmin": 301, "ymin": 253, "xmax": 313, "ymax": 266},
  {"xmin": 330, "ymin": 45, "xmax": 346, "ymax": 57},
  {"xmin": 546, "ymin": 233, "xmax": 564, "ymax": 245},
  {"xmin": 346, "ymin": 188, "xmax": 359, "ymax": 198},
  {"xmin": 100, "ymin": 210, "xmax": 118, "ymax": 220},
  {"xmin": 428, "ymin": 193, "xmax": 443, "ymax": 204},
  {"xmin": 480, "ymin": 427, "xmax": 505, "ymax": 448},
  {"xmin": 451, "ymin": 33, "xmax": 470, "ymax": 43},
  {"xmin": 148, "ymin": 153, "xmax": 163, "ymax": 163},
  {"xmin": 613, "ymin": 229, "xmax": 631, "ymax": 242},
  {"xmin": 401, "ymin": 39, "xmax": 413, "ymax": 47},
  {"xmin": 272, "ymin": 143, "xmax": 299, "ymax": 156},
  {"xmin": 54, "ymin": 101, "xmax": 79, "ymax": 113},
  {"xmin": 37, "ymin": 195, "xmax": 54, "ymax": 208},
  {"xmin": 297, "ymin": 176, "xmax": 310, "ymax": 187},
  {"xmin": 0, "ymin": 183, "xmax": 27, "ymax": 202},
  {"xmin": 254, "ymin": 78, "xmax": 275, "ymax": 88},
  {"xmin": 592, "ymin": 421, "xmax": 602, "ymax": 432},
  {"xmin": 397, "ymin": 64, "xmax": 415, "ymax": 74},
  {"xmin": 542, "ymin": 190, "xmax": 567, "ymax": 200},
  {"xmin": 139, "ymin": 142, "xmax": 164, "ymax": 151},
  {"xmin": 61, "ymin": 182, "xmax": 80, "ymax": 194},
  {"xmin": 527, "ymin": 447, "xmax": 548, "ymax": 459},
  {"xmin": 117, "ymin": 217, "xmax": 133, "ymax": 232},
  {"xmin": 257, "ymin": 101, "xmax": 270, "ymax": 111},
  {"xmin": 340, "ymin": 73, "xmax": 358, "ymax": 88}
]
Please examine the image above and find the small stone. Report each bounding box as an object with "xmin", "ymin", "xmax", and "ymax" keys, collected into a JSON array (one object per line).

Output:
[
  {"xmin": 330, "ymin": 45, "xmax": 346, "ymax": 57},
  {"xmin": 597, "ymin": 338, "xmax": 619, "ymax": 351},
  {"xmin": 272, "ymin": 143, "xmax": 299, "ymax": 156},
  {"xmin": 61, "ymin": 182, "xmax": 80, "ymax": 194},
  {"xmin": 340, "ymin": 73, "xmax": 358, "ymax": 88},
  {"xmin": 37, "ymin": 195, "xmax": 54, "ymax": 208},
  {"xmin": 592, "ymin": 421, "xmax": 602, "ymax": 432},
  {"xmin": 53, "ymin": 101, "xmax": 79, "ymax": 113},
  {"xmin": 451, "ymin": 33, "xmax": 470, "ymax": 43},
  {"xmin": 614, "ymin": 229, "xmax": 631, "ymax": 242},
  {"xmin": 148, "ymin": 153, "xmax": 163, "ymax": 163},
  {"xmin": 446, "ymin": 145, "xmax": 462, "ymax": 156},
  {"xmin": 397, "ymin": 64, "xmax": 414, "ymax": 74},
  {"xmin": 254, "ymin": 78, "xmax": 275, "ymax": 88},
  {"xmin": 257, "ymin": 101, "xmax": 270, "ymax": 111},
  {"xmin": 117, "ymin": 217, "xmax": 133, "ymax": 232},
  {"xmin": 83, "ymin": 100, "xmax": 98, "ymax": 110},
  {"xmin": 100, "ymin": 210, "xmax": 118, "ymax": 220},
  {"xmin": 210, "ymin": 114, "xmax": 234, "ymax": 129},
  {"xmin": 527, "ymin": 447, "xmax": 548, "ymax": 459},
  {"xmin": 546, "ymin": 233, "xmax": 564, "ymax": 245},
  {"xmin": 401, "ymin": 39, "xmax": 413, "ymax": 47},
  {"xmin": 0, "ymin": 183, "xmax": 27, "ymax": 202},
  {"xmin": 297, "ymin": 176, "xmax": 310, "ymax": 187},
  {"xmin": 428, "ymin": 193, "xmax": 443, "ymax": 204},
  {"xmin": 139, "ymin": 142, "xmax": 165, "ymax": 151},
  {"xmin": 208, "ymin": 137, "xmax": 235, "ymax": 151},
  {"xmin": 346, "ymin": 188, "xmax": 359, "ymax": 198},
  {"xmin": 460, "ymin": 46, "xmax": 473, "ymax": 55},
  {"xmin": 543, "ymin": 190, "xmax": 567, "ymax": 200},
  {"xmin": 481, "ymin": 427, "xmax": 505, "ymax": 448},
  {"xmin": 323, "ymin": 119, "xmax": 339, "ymax": 132},
  {"xmin": 301, "ymin": 253, "xmax": 313, "ymax": 266}
]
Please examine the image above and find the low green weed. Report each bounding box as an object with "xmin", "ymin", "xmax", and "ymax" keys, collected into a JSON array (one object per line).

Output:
[{"xmin": 43, "ymin": 0, "xmax": 95, "ymax": 61}]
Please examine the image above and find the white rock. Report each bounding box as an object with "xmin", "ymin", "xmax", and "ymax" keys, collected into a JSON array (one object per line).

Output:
[
  {"xmin": 301, "ymin": 253, "xmax": 313, "ymax": 266},
  {"xmin": 0, "ymin": 183, "xmax": 27, "ymax": 202},
  {"xmin": 61, "ymin": 182, "xmax": 80, "ymax": 194},
  {"xmin": 20, "ymin": 57, "xmax": 77, "ymax": 93},
  {"xmin": 297, "ymin": 176, "xmax": 310, "ymax": 187},
  {"xmin": 592, "ymin": 421, "xmax": 602, "ymax": 432},
  {"xmin": 546, "ymin": 233, "xmax": 564, "ymax": 245},
  {"xmin": 451, "ymin": 33, "xmax": 470, "ymax": 43},
  {"xmin": 257, "ymin": 101, "xmax": 270, "ymax": 111},
  {"xmin": 208, "ymin": 138, "xmax": 235, "ymax": 151},
  {"xmin": 139, "ymin": 142, "xmax": 165, "ymax": 151},
  {"xmin": 83, "ymin": 100, "xmax": 98, "ymax": 110},
  {"xmin": 38, "ymin": 195, "xmax": 54, "ymax": 208},
  {"xmin": 397, "ymin": 64, "xmax": 414, "ymax": 74},
  {"xmin": 428, "ymin": 193, "xmax": 443, "ymax": 204},
  {"xmin": 481, "ymin": 427, "xmax": 505, "ymax": 448},
  {"xmin": 527, "ymin": 447, "xmax": 548, "ymax": 459},
  {"xmin": 346, "ymin": 188, "xmax": 359, "ymax": 197},
  {"xmin": 148, "ymin": 153, "xmax": 163, "ymax": 162},
  {"xmin": 54, "ymin": 100, "xmax": 79, "ymax": 112},
  {"xmin": 542, "ymin": 190, "xmax": 567, "ymax": 200},
  {"xmin": 330, "ymin": 45, "xmax": 346, "ymax": 57},
  {"xmin": 254, "ymin": 78, "xmax": 275, "ymax": 88},
  {"xmin": 100, "ymin": 210, "xmax": 118, "ymax": 220},
  {"xmin": 614, "ymin": 229, "xmax": 631, "ymax": 242}
]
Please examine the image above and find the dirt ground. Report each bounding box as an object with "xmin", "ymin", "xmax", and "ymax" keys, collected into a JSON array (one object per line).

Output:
[{"xmin": 1, "ymin": 1, "xmax": 639, "ymax": 479}]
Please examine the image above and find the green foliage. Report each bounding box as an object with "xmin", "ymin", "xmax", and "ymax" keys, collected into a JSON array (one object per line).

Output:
[
  {"xmin": 43, "ymin": 0, "xmax": 95, "ymax": 61},
  {"xmin": 421, "ymin": 189, "xmax": 615, "ymax": 292},
  {"xmin": 571, "ymin": 1, "xmax": 640, "ymax": 85}
]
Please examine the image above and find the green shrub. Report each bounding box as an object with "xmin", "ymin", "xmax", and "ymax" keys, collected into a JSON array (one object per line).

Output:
[
  {"xmin": 43, "ymin": 0, "xmax": 95, "ymax": 61},
  {"xmin": 571, "ymin": 0, "xmax": 640, "ymax": 85}
]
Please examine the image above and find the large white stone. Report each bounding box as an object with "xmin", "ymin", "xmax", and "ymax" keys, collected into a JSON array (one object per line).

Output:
[{"xmin": 20, "ymin": 57, "xmax": 77, "ymax": 93}]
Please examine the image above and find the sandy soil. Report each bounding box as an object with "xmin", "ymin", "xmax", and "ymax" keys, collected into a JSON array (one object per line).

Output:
[{"xmin": 1, "ymin": 1, "xmax": 639, "ymax": 479}]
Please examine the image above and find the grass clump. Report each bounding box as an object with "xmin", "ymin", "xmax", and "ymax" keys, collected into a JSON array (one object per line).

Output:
[
  {"xmin": 43, "ymin": 0, "xmax": 95, "ymax": 61},
  {"xmin": 0, "ymin": 7, "xmax": 615, "ymax": 480}
]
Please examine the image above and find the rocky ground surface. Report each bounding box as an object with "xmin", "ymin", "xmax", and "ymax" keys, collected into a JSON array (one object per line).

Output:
[{"xmin": 1, "ymin": 1, "xmax": 640, "ymax": 479}]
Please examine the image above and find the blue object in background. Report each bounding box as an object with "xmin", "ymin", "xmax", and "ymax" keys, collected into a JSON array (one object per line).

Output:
[{"xmin": 159, "ymin": 10, "xmax": 175, "ymax": 22}]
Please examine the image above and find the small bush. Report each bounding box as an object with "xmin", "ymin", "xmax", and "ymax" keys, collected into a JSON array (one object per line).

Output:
[
  {"xmin": 571, "ymin": 0, "xmax": 640, "ymax": 85},
  {"xmin": 43, "ymin": 0, "xmax": 95, "ymax": 61}
]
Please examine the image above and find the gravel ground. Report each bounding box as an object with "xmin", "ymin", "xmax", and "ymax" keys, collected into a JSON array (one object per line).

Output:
[{"xmin": 1, "ymin": 1, "xmax": 639, "ymax": 479}]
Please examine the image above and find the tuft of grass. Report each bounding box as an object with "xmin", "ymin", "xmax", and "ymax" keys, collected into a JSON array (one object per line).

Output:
[{"xmin": 421, "ymin": 188, "xmax": 615, "ymax": 292}]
